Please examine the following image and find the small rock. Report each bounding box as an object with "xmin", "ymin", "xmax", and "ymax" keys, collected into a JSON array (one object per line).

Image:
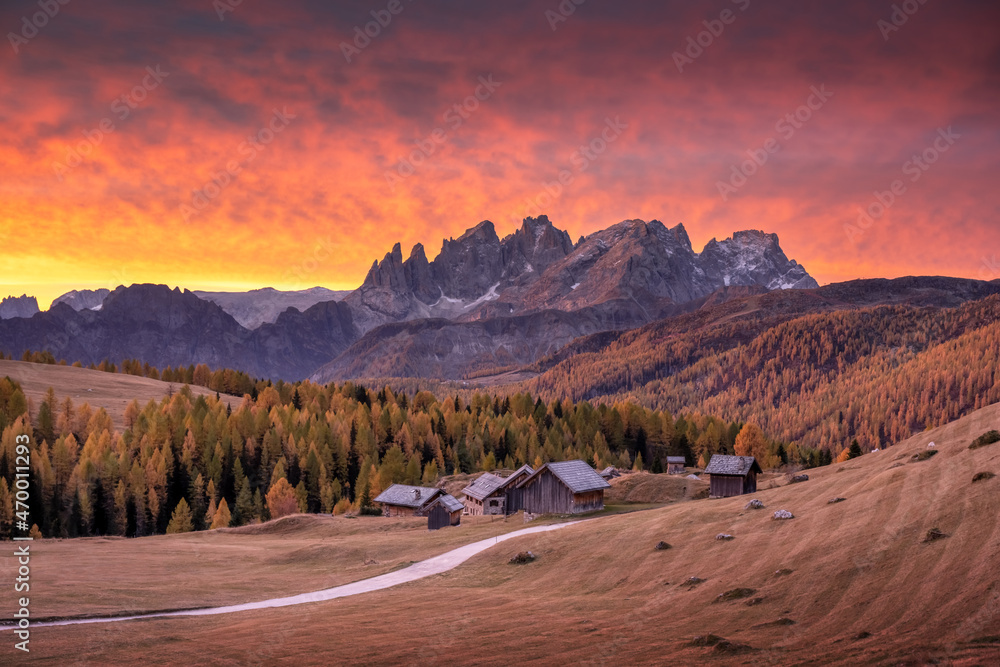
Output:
[
  {"xmin": 715, "ymin": 587, "xmax": 756, "ymax": 603},
  {"xmin": 972, "ymin": 472, "xmax": 996, "ymax": 483},
  {"xmin": 508, "ymin": 551, "xmax": 536, "ymax": 564},
  {"xmin": 790, "ymin": 474, "xmax": 809, "ymax": 483},
  {"xmin": 686, "ymin": 474, "xmax": 701, "ymax": 480},
  {"xmin": 744, "ymin": 499, "xmax": 765, "ymax": 510},
  {"xmin": 911, "ymin": 450, "xmax": 938, "ymax": 462},
  {"xmin": 852, "ymin": 631, "xmax": 872, "ymax": 641},
  {"xmin": 744, "ymin": 597, "xmax": 766, "ymax": 607},
  {"xmin": 923, "ymin": 528, "xmax": 948, "ymax": 543},
  {"xmin": 828, "ymin": 497, "xmax": 847, "ymax": 504},
  {"xmin": 715, "ymin": 533, "xmax": 735, "ymax": 541},
  {"xmin": 774, "ymin": 568, "xmax": 794, "ymax": 577},
  {"xmin": 654, "ymin": 541, "xmax": 672, "ymax": 551},
  {"xmin": 683, "ymin": 576, "xmax": 705, "ymax": 587},
  {"xmin": 772, "ymin": 510, "xmax": 794, "ymax": 520},
  {"xmin": 927, "ymin": 442, "xmax": 936, "ymax": 448}
]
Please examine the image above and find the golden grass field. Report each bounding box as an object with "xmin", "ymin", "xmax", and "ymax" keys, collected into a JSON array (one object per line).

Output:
[
  {"xmin": 0, "ymin": 360, "xmax": 240, "ymax": 430},
  {"xmin": 10, "ymin": 399, "xmax": 1000, "ymax": 665}
]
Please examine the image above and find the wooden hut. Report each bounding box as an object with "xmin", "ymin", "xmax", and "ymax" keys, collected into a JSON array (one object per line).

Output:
[
  {"xmin": 703, "ymin": 455, "xmax": 762, "ymax": 498},
  {"xmin": 501, "ymin": 464, "xmax": 534, "ymax": 514},
  {"xmin": 426, "ymin": 494, "xmax": 463, "ymax": 529},
  {"xmin": 599, "ymin": 466, "xmax": 621, "ymax": 480},
  {"xmin": 516, "ymin": 460, "xmax": 611, "ymax": 514},
  {"xmin": 666, "ymin": 457, "xmax": 686, "ymax": 475},
  {"xmin": 461, "ymin": 473, "xmax": 508, "ymax": 515},
  {"xmin": 374, "ymin": 484, "xmax": 443, "ymax": 516}
]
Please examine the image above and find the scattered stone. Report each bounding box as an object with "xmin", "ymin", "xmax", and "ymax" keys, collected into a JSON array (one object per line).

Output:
[
  {"xmin": 852, "ymin": 631, "xmax": 872, "ymax": 640},
  {"xmin": 969, "ymin": 430, "xmax": 1000, "ymax": 450},
  {"xmin": 912, "ymin": 450, "xmax": 939, "ymax": 462},
  {"xmin": 828, "ymin": 497, "xmax": 847, "ymax": 504},
  {"xmin": 689, "ymin": 634, "xmax": 725, "ymax": 647},
  {"xmin": 973, "ymin": 472, "xmax": 996, "ymax": 483},
  {"xmin": 508, "ymin": 551, "xmax": 536, "ymax": 564},
  {"xmin": 686, "ymin": 474, "xmax": 701, "ymax": 480},
  {"xmin": 753, "ymin": 618, "xmax": 796, "ymax": 628},
  {"xmin": 772, "ymin": 510, "xmax": 794, "ymax": 520},
  {"xmin": 744, "ymin": 499, "xmax": 765, "ymax": 510},
  {"xmin": 715, "ymin": 533, "xmax": 735, "ymax": 541},
  {"xmin": 744, "ymin": 597, "xmax": 767, "ymax": 607},
  {"xmin": 923, "ymin": 528, "xmax": 948, "ymax": 543},
  {"xmin": 715, "ymin": 587, "xmax": 756, "ymax": 603},
  {"xmin": 714, "ymin": 640, "xmax": 753, "ymax": 654},
  {"xmin": 774, "ymin": 568, "xmax": 794, "ymax": 577},
  {"xmin": 927, "ymin": 441, "xmax": 936, "ymax": 448},
  {"xmin": 789, "ymin": 474, "xmax": 809, "ymax": 483},
  {"xmin": 654, "ymin": 541, "xmax": 672, "ymax": 551},
  {"xmin": 683, "ymin": 576, "xmax": 706, "ymax": 587}
]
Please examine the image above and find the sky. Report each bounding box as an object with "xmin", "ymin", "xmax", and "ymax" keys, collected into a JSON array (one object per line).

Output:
[{"xmin": 1, "ymin": 0, "xmax": 998, "ymax": 309}]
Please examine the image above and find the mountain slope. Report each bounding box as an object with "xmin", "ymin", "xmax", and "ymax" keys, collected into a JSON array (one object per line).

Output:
[{"xmin": 193, "ymin": 286, "xmax": 350, "ymax": 329}]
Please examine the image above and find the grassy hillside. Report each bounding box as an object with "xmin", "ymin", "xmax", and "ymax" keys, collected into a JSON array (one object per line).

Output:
[
  {"xmin": 0, "ymin": 359, "xmax": 239, "ymax": 430},
  {"xmin": 24, "ymin": 399, "xmax": 1000, "ymax": 665}
]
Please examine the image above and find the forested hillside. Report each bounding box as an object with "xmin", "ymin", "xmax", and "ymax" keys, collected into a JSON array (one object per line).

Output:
[
  {"xmin": 0, "ymin": 371, "xmax": 816, "ymax": 538},
  {"xmin": 525, "ymin": 293, "xmax": 1000, "ymax": 452}
]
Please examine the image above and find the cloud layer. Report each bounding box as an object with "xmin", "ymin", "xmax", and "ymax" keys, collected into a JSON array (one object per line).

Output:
[{"xmin": 2, "ymin": 0, "xmax": 998, "ymax": 307}]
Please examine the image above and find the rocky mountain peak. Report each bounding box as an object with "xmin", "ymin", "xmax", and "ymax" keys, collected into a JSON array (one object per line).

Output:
[{"xmin": 0, "ymin": 294, "xmax": 40, "ymax": 320}]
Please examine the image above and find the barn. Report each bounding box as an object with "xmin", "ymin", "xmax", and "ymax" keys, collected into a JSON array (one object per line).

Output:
[
  {"xmin": 500, "ymin": 464, "xmax": 534, "ymax": 514},
  {"xmin": 703, "ymin": 455, "xmax": 762, "ymax": 498},
  {"xmin": 666, "ymin": 456, "xmax": 686, "ymax": 475},
  {"xmin": 374, "ymin": 484, "xmax": 443, "ymax": 516},
  {"xmin": 516, "ymin": 460, "xmax": 611, "ymax": 514},
  {"xmin": 425, "ymin": 494, "xmax": 463, "ymax": 529}
]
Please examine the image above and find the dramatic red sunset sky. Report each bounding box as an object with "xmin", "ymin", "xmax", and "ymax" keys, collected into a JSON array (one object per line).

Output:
[{"xmin": 2, "ymin": 0, "xmax": 998, "ymax": 308}]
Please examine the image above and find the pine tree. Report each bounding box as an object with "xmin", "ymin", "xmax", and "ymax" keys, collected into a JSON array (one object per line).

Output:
[
  {"xmin": 265, "ymin": 478, "xmax": 298, "ymax": 519},
  {"xmin": 189, "ymin": 474, "xmax": 206, "ymax": 531},
  {"xmin": 166, "ymin": 498, "xmax": 193, "ymax": 534},
  {"xmin": 233, "ymin": 483, "xmax": 254, "ymax": 526},
  {"xmin": 734, "ymin": 423, "xmax": 768, "ymax": 462}
]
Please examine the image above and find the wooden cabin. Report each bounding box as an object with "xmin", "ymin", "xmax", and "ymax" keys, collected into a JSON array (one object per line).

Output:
[
  {"xmin": 703, "ymin": 455, "xmax": 762, "ymax": 498},
  {"xmin": 666, "ymin": 456, "xmax": 686, "ymax": 475},
  {"xmin": 461, "ymin": 473, "xmax": 508, "ymax": 515},
  {"xmin": 426, "ymin": 494, "xmax": 463, "ymax": 529},
  {"xmin": 516, "ymin": 460, "xmax": 611, "ymax": 514},
  {"xmin": 461, "ymin": 465, "xmax": 534, "ymax": 516},
  {"xmin": 374, "ymin": 484, "xmax": 443, "ymax": 516}
]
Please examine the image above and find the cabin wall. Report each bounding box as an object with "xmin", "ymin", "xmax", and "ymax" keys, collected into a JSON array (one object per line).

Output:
[
  {"xmin": 572, "ymin": 490, "xmax": 605, "ymax": 513},
  {"xmin": 463, "ymin": 496, "xmax": 483, "ymax": 516},
  {"xmin": 427, "ymin": 505, "xmax": 451, "ymax": 530},
  {"xmin": 382, "ymin": 504, "xmax": 421, "ymax": 517},
  {"xmin": 521, "ymin": 471, "xmax": 575, "ymax": 514},
  {"xmin": 743, "ymin": 471, "xmax": 758, "ymax": 494},
  {"xmin": 709, "ymin": 475, "xmax": 746, "ymax": 498},
  {"xmin": 667, "ymin": 463, "xmax": 685, "ymax": 475}
]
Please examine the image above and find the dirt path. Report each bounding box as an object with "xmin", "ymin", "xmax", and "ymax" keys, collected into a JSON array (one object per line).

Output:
[{"xmin": 16, "ymin": 520, "xmax": 581, "ymax": 629}]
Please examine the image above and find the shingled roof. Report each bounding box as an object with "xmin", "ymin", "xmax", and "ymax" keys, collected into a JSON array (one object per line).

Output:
[
  {"xmin": 461, "ymin": 473, "xmax": 507, "ymax": 501},
  {"xmin": 518, "ymin": 460, "xmax": 611, "ymax": 494},
  {"xmin": 428, "ymin": 493, "xmax": 464, "ymax": 513},
  {"xmin": 703, "ymin": 455, "xmax": 762, "ymax": 476},
  {"xmin": 374, "ymin": 484, "xmax": 442, "ymax": 508},
  {"xmin": 666, "ymin": 456, "xmax": 686, "ymax": 464}
]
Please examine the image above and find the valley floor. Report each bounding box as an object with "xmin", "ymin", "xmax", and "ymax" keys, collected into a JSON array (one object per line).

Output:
[{"xmin": 11, "ymin": 401, "xmax": 1000, "ymax": 665}]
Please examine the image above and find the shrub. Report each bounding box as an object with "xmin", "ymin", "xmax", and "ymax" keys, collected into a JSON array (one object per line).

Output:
[
  {"xmin": 715, "ymin": 588, "xmax": 756, "ymax": 603},
  {"xmin": 970, "ymin": 430, "xmax": 1000, "ymax": 450},
  {"xmin": 358, "ymin": 506, "xmax": 383, "ymax": 516},
  {"xmin": 911, "ymin": 450, "xmax": 938, "ymax": 462},
  {"xmin": 923, "ymin": 528, "xmax": 948, "ymax": 542}
]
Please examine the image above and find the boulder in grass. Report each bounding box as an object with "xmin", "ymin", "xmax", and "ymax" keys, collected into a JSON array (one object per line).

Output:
[
  {"xmin": 828, "ymin": 497, "xmax": 847, "ymax": 504},
  {"xmin": 715, "ymin": 533, "xmax": 735, "ymax": 541},
  {"xmin": 654, "ymin": 541, "xmax": 672, "ymax": 551},
  {"xmin": 744, "ymin": 499, "xmax": 764, "ymax": 510},
  {"xmin": 790, "ymin": 474, "xmax": 809, "ymax": 483},
  {"xmin": 923, "ymin": 528, "xmax": 948, "ymax": 543},
  {"xmin": 509, "ymin": 551, "xmax": 536, "ymax": 564},
  {"xmin": 972, "ymin": 472, "xmax": 996, "ymax": 483},
  {"xmin": 772, "ymin": 510, "xmax": 794, "ymax": 520}
]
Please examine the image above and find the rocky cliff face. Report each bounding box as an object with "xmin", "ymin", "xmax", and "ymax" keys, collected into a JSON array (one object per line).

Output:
[
  {"xmin": 0, "ymin": 295, "xmax": 40, "ymax": 319},
  {"xmin": 193, "ymin": 286, "xmax": 350, "ymax": 329},
  {"xmin": 52, "ymin": 289, "xmax": 111, "ymax": 312}
]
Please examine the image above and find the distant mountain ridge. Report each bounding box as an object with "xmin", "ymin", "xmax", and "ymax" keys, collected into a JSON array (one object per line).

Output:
[
  {"xmin": 0, "ymin": 295, "xmax": 39, "ymax": 320},
  {"xmin": 0, "ymin": 215, "xmax": 822, "ymax": 380}
]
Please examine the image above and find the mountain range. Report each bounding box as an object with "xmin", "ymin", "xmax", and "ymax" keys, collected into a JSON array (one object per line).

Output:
[{"xmin": 0, "ymin": 214, "xmax": 876, "ymax": 383}]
